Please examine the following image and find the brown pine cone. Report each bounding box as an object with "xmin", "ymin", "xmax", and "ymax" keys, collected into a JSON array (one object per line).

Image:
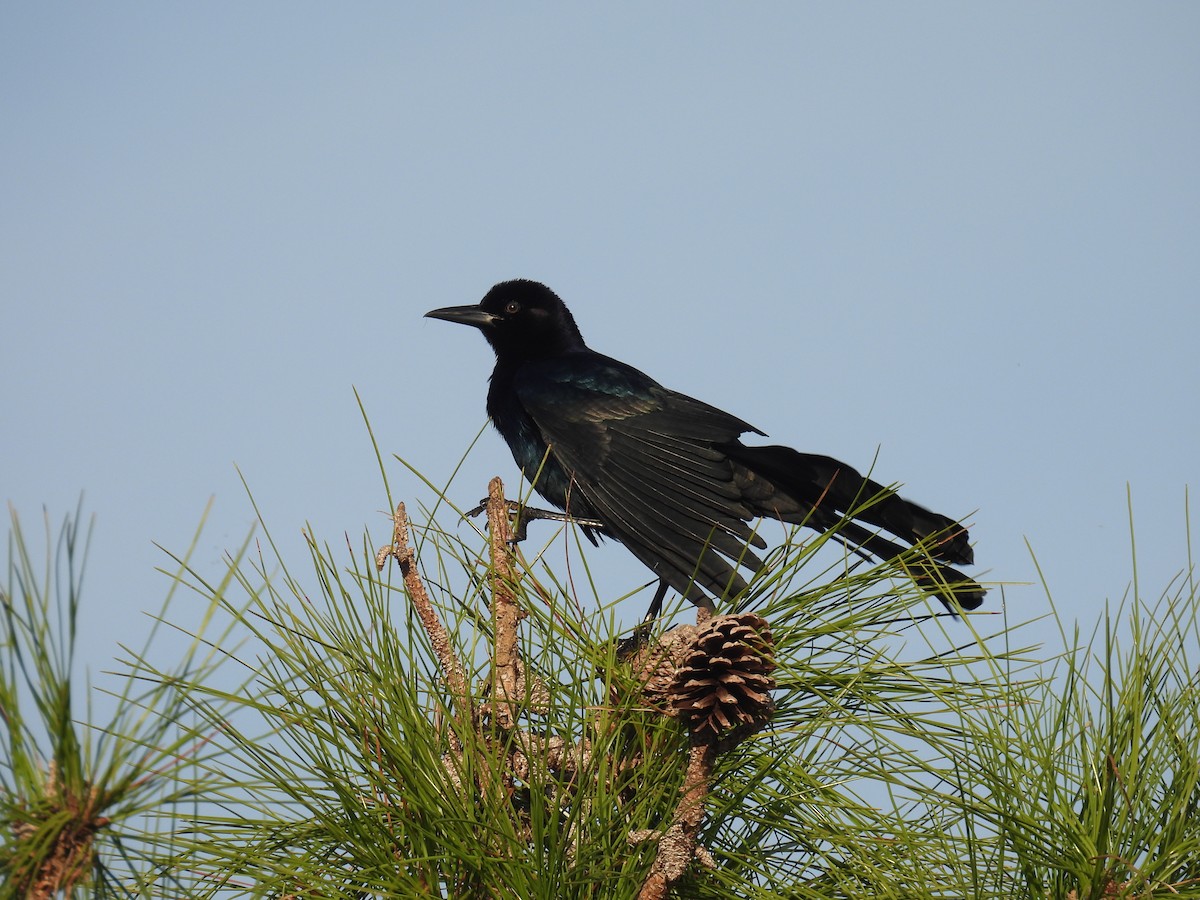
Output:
[{"xmin": 668, "ymin": 613, "xmax": 776, "ymax": 743}]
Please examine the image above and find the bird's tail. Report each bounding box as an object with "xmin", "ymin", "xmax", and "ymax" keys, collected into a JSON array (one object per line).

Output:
[{"xmin": 727, "ymin": 444, "xmax": 984, "ymax": 610}]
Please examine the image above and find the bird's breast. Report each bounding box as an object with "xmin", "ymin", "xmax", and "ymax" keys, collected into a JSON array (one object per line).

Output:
[{"xmin": 487, "ymin": 375, "xmax": 574, "ymax": 511}]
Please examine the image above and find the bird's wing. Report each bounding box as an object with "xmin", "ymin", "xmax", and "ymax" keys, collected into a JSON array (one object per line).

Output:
[{"xmin": 515, "ymin": 355, "xmax": 767, "ymax": 602}]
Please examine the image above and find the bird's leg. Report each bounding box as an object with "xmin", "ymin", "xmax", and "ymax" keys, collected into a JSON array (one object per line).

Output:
[
  {"xmin": 513, "ymin": 505, "xmax": 606, "ymax": 542},
  {"xmin": 465, "ymin": 499, "xmax": 606, "ymax": 543},
  {"xmin": 642, "ymin": 579, "xmax": 670, "ymax": 624},
  {"xmin": 617, "ymin": 580, "xmax": 672, "ymax": 658}
]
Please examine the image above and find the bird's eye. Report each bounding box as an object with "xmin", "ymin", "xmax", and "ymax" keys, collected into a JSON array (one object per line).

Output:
[{"xmin": 505, "ymin": 300, "xmax": 521, "ymax": 315}]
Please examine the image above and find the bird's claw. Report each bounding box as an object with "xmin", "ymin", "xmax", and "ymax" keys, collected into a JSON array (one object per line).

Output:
[
  {"xmin": 464, "ymin": 498, "xmax": 530, "ymax": 543},
  {"xmin": 615, "ymin": 621, "xmax": 655, "ymax": 659},
  {"xmin": 464, "ymin": 499, "xmax": 605, "ymax": 545}
]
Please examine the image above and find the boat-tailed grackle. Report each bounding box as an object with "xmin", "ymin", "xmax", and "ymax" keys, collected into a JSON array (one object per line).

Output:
[{"xmin": 427, "ymin": 279, "xmax": 983, "ymax": 620}]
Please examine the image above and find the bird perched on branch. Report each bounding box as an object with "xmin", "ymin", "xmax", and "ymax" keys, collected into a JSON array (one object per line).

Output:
[{"xmin": 427, "ymin": 279, "xmax": 983, "ymax": 620}]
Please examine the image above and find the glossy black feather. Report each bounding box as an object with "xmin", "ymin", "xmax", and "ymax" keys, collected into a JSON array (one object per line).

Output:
[{"xmin": 426, "ymin": 279, "xmax": 984, "ymax": 612}]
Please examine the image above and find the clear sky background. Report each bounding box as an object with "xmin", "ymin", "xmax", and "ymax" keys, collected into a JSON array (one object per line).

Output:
[{"xmin": 3, "ymin": 5, "xmax": 1197, "ymax": 680}]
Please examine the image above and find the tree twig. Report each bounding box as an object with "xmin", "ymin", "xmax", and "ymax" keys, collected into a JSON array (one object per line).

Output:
[
  {"xmin": 486, "ymin": 477, "xmax": 528, "ymax": 729},
  {"xmin": 376, "ymin": 502, "xmax": 472, "ymax": 733},
  {"xmin": 633, "ymin": 739, "xmax": 718, "ymax": 900}
]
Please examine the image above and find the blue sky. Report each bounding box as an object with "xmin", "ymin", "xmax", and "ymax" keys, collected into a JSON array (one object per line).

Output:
[{"xmin": 3, "ymin": 4, "xmax": 1197, "ymax": 678}]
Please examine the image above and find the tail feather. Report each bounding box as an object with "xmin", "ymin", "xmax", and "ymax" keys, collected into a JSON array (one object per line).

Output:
[
  {"xmin": 727, "ymin": 443, "xmax": 984, "ymax": 610},
  {"xmin": 832, "ymin": 520, "xmax": 985, "ymax": 610}
]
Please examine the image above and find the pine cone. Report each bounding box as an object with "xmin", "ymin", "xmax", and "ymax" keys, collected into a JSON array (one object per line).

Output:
[
  {"xmin": 628, "ymin": 623, "xmax": 702, "ymax": 709},
  {"xmin": 668, "ymin": 613, "xmax": 776, "ymax": 744}
]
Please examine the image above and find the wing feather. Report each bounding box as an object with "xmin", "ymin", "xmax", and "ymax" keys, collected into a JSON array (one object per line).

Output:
[{"xmin": 515, "ymin": 359, "xmax": 764, "ymax": 600}]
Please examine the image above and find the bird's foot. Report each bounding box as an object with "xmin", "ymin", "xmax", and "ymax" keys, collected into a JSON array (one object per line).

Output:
[
  {"xmin": 616, "ymin": 620, "xmax": 657, "ymax": 660},
  {"xmin": 464, "ymin": 499, "xmax": 604, "ymax": 544}
]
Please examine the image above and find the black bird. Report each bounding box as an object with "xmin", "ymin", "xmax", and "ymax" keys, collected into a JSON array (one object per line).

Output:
[{"xmin": 427, "ymin": 279, "xmax": 983, "ymax": 619}]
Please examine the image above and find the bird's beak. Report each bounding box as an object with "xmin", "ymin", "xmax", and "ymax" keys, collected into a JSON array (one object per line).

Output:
[{"xmin": 425, "ymin": 305, "xmax": 498, "ymax": 329}]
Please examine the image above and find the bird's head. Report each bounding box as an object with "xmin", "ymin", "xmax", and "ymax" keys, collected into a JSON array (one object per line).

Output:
[{"xmin": 426, "ymin": 279, "xmax": 587, "ymax": 360}]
